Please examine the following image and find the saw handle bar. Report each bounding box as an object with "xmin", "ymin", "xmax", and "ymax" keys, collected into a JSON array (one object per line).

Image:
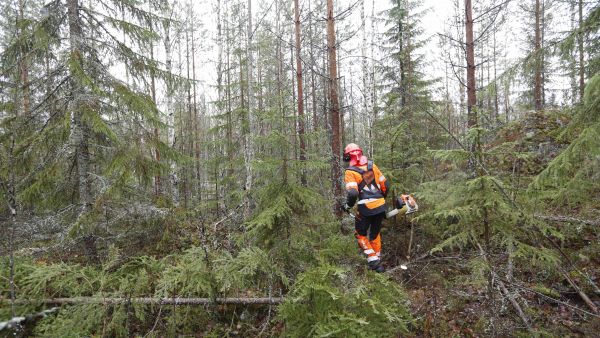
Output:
[{"xmin": 343, "ymin": 194, "xmax": 418, "ymax": 219}]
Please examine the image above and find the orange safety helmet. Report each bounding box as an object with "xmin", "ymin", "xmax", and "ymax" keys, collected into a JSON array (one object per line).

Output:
[{"xmin": 344, "ymin": 143, "xmax": 367, "ymax": 166}]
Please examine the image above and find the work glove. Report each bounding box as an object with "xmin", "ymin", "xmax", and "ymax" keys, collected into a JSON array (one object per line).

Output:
[{"xmin": 342, "ymin": 203, "xmax": 351, "ymax": 213}]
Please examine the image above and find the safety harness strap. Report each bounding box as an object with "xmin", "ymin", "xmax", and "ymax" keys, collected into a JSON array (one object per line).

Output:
[{"xmin": 347, "ymin": 161, "xmax": 384, "ymax": 203}]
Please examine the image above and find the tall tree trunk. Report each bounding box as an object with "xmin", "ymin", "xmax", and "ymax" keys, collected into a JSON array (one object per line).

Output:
[
  {"xmin": 225, "ymin": 1, "xmax": 233, "ymax": 187},
  {"xmin": 327, "ymin": 0, "xmax": 342, "ymax": 210},
  {"xmin": 18, "ymin": 0, "xmax": 30, "ymax": 116},
  {"xmin": 215, "ymin": 0, "xmax": 223, "ymax": 206},
  {"xmin": 541, "ymin": 0, "xmax": 546, "ymax": 107},
  {"xmin": 569, "ymin": 1, "xmax": 578, "ymax": 105},
  {"xmin": 294, "ymin": 0, "xmax": 307, "ymax": 186},
  {"xmin": 291, "ymin": 42, "xmax": 298, "ymax": 163},
  {"xmin": 465, "ymin": 0, "xmax": 477, "ymax": 128},
  {"xmin": 493, "ymin": 30, "xmax": 499, "ymax": 125},
  {"xmin": 184, "ymin": 27, "xmax": 192, "ymax": 207},
  {"xmin": 276, "ymin": 0, "xmax": 287, "ymax": 184},
  {"xmin": 191, "ymin": 18, "xmax": 201, "ymax": 202},
  {"xmin": 370, "ymin": 0, "xmax": 377, "ymax": 157},
  {"xmin": 244, "ymin": 0, "xmax": 254, "ymax": 202},
  {"xmin": 164, "ymin": 10, "xmax": 177, "ymax": 204},
  {"xmin": 309, "ymin": 3, "xmax": 318, "ymax": 133},
  {"xmin": 361, "ymin": 0, "xmax": 371, "ymax": 155},
  {"xmin": 150, "ymin": 40, "xmax": 161, "ymax": 196},
  {"xmin": 504, "ymin": 78, "xmax": 510, "ymax": 123},
  {"xmin": 534, "ymin": 0, "xmax": 543, "ymax": 111},
  {"xmin": 67, "ymin": 0, "xmax": 91, "ymax": 212},
  {"xmin": 578, "ymin": 0, "xmax": 584, "ymax": 103}
]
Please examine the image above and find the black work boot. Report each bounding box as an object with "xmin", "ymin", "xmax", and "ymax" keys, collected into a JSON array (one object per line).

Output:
[{"xmin": 367, "ymin": 259, "xmax": 386, "ymax": 273}]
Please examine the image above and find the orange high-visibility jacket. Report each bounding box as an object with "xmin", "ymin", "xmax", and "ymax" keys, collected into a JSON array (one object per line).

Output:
[{"xmin": 344, "ymin": 160, "xmax": 389, "ymax": 216}]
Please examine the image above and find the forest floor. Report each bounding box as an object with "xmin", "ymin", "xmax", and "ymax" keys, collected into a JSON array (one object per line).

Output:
[{"xmin": 382, "ymin": 220, "xmax": 600, "ymax": 337}]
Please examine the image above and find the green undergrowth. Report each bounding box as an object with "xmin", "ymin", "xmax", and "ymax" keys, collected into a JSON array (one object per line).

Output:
[{"xmin": 1, "ymin": 215, "xmax": 414, "ymax": 337}]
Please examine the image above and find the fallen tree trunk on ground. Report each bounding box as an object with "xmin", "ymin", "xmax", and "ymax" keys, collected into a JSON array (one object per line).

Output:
[{"xmin": 1, "ymin": 297, "xmax": 284, "ymax": 306}]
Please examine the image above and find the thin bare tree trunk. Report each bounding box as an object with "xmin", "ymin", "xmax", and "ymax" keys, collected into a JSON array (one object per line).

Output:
[
  {"xmin": 465, "ymin": 0, "xmax": 476, "ymax": 129},
  {"xmin": 493, "ymin": 30, "xmax": 499, "ymax": 125},
  {"xmin": 361, "ymin": 0, "xmax": 371, "ymax": 154},
  {"xmin": 244, "ymin": 0, "xmax": 254, "ymax": 203},
  {"xmin": 578, "ymin": 0, "xmax": 584, "ymax": 103},
  {"xmin": 2, "ymin": 141, "xmax": 18, "ymax": 317},
  {"xmin": 294, "ymin": 0, "xmax": 307, "ymax": 186},
  {"xmin": 327, "ymin": 0, "xmax": 342, "ymax": 211},
  {"xmin": 534, "ymin": 0, "xmax": 542, "ymax": 111},
  {"xmin": 164, "ymin": 8, "xmax": 177, "ymax": 204},
  {"xmin": 309, "ymin": 3, "xmax": 318, "ymax": 133},
  {"xmin": 291, "ymin": 41, "xmax": 298, "ymax": 163},
  {"xmin": 150, "ymin": 42, "xmax": 161, "ymax": 196},
  {"xmin": 276, "ymin": 0, "xmax": 287, "ymax": 184},
  {"xmin": 370, "ymin": 0, "xmax": 377, "ymax": 157},
  {"xmin": 225, "ymin": 1, "xmax": 233, "ymax": 187},
  {"xmin": 184, "ymin": 27, "xmax": 192, "ymax": 207},
  {"xmin": 191, "ymin": 17, "xmax": 201, "ymax": 201},
  {"xmin": 541, "ymin": 0, "xmax": 546, "ymax": 107},
  {"xmin": 215, "ymin": 0, "xmax": 223, "ymax": 208}
]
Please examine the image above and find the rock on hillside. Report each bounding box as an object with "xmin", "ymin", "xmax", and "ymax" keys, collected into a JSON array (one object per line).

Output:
[{"xmin": 488, "ymin": 110, "xmax": 571, "ymax": 175}]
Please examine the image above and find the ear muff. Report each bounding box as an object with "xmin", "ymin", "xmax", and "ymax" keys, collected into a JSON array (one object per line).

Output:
[{"xmin": 343, "ymin": 153, "xmax": 351, "ymax": 162}]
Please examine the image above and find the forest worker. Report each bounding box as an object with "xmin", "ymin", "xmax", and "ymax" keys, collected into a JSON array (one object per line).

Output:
[{"xmin": 342, "ymin": 143, "xmax": 389, "ymax": 273}]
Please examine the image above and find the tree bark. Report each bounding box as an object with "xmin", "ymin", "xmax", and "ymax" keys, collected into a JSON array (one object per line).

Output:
[
  {"xmin": 191, "ymin": 17, "xmax": 201, "ymax": 201},
  {"xmin": 327, "ymin": 0, "xmax": 342, "ymax": 210},
  {"xmin": 370, "ymin": 0, "xmax": 377, "ymax": 157},
  {"xmin": 308, "ymin": 3, "xmax": 318, "ymax": 133},
  {"xmin": 294, "ymin": 0, "xmax": 307, "ymax": 186},
  {"xmin": 184, "ymin": 26, "xmax": 192, "ymax": 207},
  {"xmin": 465, "ymin": 0, "xmax": 477, "ymax": 129},
  {"xmin": 493, "ymin": 30, "xmax": 499, "ymax": 125},
  {"xmin": 276, "ymin": 0, "xmax": 288, "ymax": 184},
  {"xmin": 244, "ymin": 0, "xmax": 254, "ymax": 205},
  {"xmin": 150, "ymin": 37, "xmax": 161, "ymax": 196},
  {"xmin": 215, "ymin": 0, "xmax": 223, "ymax": 208},
  {"xmin": 164, "ymin": 8, "xmax": 177, "ymax": 204},
  {"xmin": 578, "ymin": 0, "xmax": 584, "ymax": 103},
  {"xmin": 534, "ymin": 0, "xmax": 543, "ymax": 111},
  {"xmin": 361, "ymin": 0, "xmax": 371, "ymax": 154}
]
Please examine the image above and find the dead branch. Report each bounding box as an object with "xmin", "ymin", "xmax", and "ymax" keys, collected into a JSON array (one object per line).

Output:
[
  {"xmin": 1, "ymin": 297, "xmax": 284, "ymax": 306},
  {"xmin": 562, "ymin": 272, "xmax": 599, "ymax": 314},
  {"xmin": 478, "ymin": 244, "xmax": 533, "ymax": 332},
  {"xmin": 504, "ymin": 279, "xmax": 600, "ymax": 318},
  {"xmin": 0, "ymin": 307, "xmax": 60, "ymax": 332}
]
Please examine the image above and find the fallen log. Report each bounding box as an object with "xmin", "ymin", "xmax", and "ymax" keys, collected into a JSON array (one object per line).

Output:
[
  {"xmin": 1, "ymin": 297, "xmax": 284, "ymax": 306},
  {"xmin": 562, "ymin": 272, "xmax": 599, "ymax": 314}
]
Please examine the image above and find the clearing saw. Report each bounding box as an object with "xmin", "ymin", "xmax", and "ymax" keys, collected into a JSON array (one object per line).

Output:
[{"xmin": 386, "ymin": 194, "xmax": 419, "ymax": 218}]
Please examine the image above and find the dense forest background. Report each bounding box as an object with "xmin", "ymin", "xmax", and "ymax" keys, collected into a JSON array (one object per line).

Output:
[{"xmin": 1, "ymin": 0, "xmax": 599, "ymax": 336}]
